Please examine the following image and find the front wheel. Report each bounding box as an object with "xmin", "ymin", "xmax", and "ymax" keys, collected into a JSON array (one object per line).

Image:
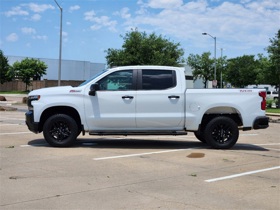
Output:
[
  {"xmin": 204, "ymin": 116, "xmax": 239, "ymax": 149},
  {"xmin": 43, "ymin": 114, "xmax": 78, "ymax": 147}
]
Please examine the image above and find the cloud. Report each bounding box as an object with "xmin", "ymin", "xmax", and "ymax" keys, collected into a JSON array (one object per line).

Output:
[
  {"xmin": 114, "ymin": 7, "xmax": 131, "ymax": 19},
  {"xmin": 30, "ymin": 14, "xmax": 41, "ymax": 21},
  {"xmin": 6, "ymin": 33, "xmax": 18, "ymax": 42},
  {"xmin": 4, "ymin": 6, "xmax": 29, "ymax": 17},
  {"xmin": 24, "ymin": 3, "xmax": 55, "ymax": 13},
  {"xmin": 69, "ymin": 5, "xmax": 80, "ymax": 12},
  {"xmin": 62, "ymin": 31, "xmax": 68, "ymax": 42},
  {"xmin": 5, "ymin": 3, "xmax": 54, "ymax": 20},
  {"xmin": 84, "ymin": 10, "xmax": 117, "ymax": 32},
  {"xmin": 32, "ymin": 35, "xmax": 48, "ymax": 40},
  {"xmin": 147, "ymin": 0, "xmax": 183, "ymax": 9},
  {"xmin": 126, "ymin": 0, "xmax": 280, "ymax": 50},
  {"xmin": 21, "ymin": 27, "xmax": 36, "ymax": 34},
  {"xmin": 84, "ymin": 10, "xmax": 96, "ymax": 21}
]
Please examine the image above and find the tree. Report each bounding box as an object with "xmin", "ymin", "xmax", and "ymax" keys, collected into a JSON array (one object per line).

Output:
[
  {"xmin": 0, "ymin": 50, "xmax": 12, "ymax": 84},
  {"xmin": 223, "ymin": 55, "xmax": 258, "ymax": 88},
  {"xmin": 106, "ymin": 30, "xmax": 184, "ymax": 67},
  {"xmin": 10, "ymin": 58, "xmax": 47, "ymax": 91},
  {"xmin": 266, "ymin": 29, "xmax": 280, "ymax": 108},
  {"xmin": 187, "ymin": 52, "xmax": 214, "ymax": 88},
  {"xmin": 254, "ymin": 54, "xmax": 271, "ymax": 85}
]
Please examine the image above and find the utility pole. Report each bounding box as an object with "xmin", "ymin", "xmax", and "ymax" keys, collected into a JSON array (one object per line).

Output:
[
  {"xmin": 202, "ymin": 33, "xmax": 217, "ymax": 88},
  {"xmin": 220, "ymin": 48, "xmax": 223, "ymax": 88},
  {"xmin": 54, "ymin": 0, "xmax": 62, "ymax": 86}
]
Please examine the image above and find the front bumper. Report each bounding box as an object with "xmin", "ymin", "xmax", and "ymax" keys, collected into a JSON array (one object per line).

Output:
[
  {"xmin": 25, "ymin": 110, "xmax": 39, "ymax": 133},
  {"xmin": 253, "ymin": 116, "xmax": 269, "ymax": 129}
]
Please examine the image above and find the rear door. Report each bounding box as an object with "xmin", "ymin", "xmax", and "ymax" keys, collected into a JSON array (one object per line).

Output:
[{"xmin": 136, "ymin": 69, "xmax": 185, "ymax": 129}]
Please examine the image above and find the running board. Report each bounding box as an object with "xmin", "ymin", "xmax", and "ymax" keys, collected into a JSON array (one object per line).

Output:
[{"xmin": 89, "ymin": 131, "xmax": 188, "ymax": 136}]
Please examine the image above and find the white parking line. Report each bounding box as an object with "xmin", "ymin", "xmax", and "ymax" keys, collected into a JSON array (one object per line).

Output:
[
  {"xmin": 0, "ymin": 117, "xmax": 25, "ymax": 121},
  {"xmin": 20, "ymin": 144, "xmax": 47, "ymax": 147},
  {"xmin": 254, "ymin": 143, "xmax": 280, "ymax": 146},
  {"xmin": 240, "ymin": 133, "xmax": 258, "ymax": 136},
  {"xmin": 0, "ymin": 124, "xmax": 24, "ymax": 126},
  {"xmin": 205, "ymin": 166, "xmax": 280, "ymax": 183},
  {"xmin": 0, "ymin": 131, "xmax": 31, "ymax": 135},
  {"xmin": 265, "ymin": 148, "xmax": 280, "ymax": 151},
  {"xmin": 93, "ymin": 148, "xmax": 199, "ymax": 160}
]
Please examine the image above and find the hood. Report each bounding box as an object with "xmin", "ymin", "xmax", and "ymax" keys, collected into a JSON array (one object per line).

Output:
[{"xmin": 28, "ymin": 86, "xmax": 83, "ymax": 96}]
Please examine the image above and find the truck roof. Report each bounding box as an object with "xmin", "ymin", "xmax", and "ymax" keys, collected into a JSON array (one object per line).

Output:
[{"xmin": 109, "ymin": 65, "xmax": 185, "ymax": 71}]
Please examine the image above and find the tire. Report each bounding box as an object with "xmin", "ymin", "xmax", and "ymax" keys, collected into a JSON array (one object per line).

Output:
[
  {"xmin": 194, "ymin": 131, "xmax": 206, "ymax": 143},
  {"xmin": 203, "ymin": 116, "xmax": 239, "ymax": 149},
  {"xmin": 43, "ymin": 114, "xmax": 78, "ymax": 147}
]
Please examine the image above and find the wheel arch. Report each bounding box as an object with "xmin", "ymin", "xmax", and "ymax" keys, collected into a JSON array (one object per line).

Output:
[
  {"xmin": 39, "ymin": 106, "xmax": 82, "ymax": 133},
  {"xmin": 200, "ymin": 106, "xmax": 243, "ymax": 130}
]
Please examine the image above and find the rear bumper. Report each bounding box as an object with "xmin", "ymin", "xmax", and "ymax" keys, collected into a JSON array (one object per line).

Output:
[
  {"xmin": 253, "ymin": 116, "xmax": 269, "ymax": 129},
  {"xmin": 25, "ymin": 110, "xmax": 39, "ymax": 133}
]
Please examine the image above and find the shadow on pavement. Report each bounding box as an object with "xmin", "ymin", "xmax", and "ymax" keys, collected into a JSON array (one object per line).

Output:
[{"xmin": 27, "ymin": 137, "xmax": 268, "ymax": 151}]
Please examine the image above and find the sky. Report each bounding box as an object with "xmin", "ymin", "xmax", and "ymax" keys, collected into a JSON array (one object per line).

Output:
[{"xmin": 0, "ymin": 0, "xmax": 279, "ymax": 64}]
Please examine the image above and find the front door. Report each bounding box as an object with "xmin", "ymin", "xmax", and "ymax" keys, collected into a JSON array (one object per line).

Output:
[{"xmin": 85, "ymin": 70, "xmax": 137, "ymax": 130}]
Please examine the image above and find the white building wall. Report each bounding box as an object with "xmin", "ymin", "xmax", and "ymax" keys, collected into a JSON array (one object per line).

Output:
[{"xmin": 8, "ymin": 56, "xmax": 105, "ymax": 81}]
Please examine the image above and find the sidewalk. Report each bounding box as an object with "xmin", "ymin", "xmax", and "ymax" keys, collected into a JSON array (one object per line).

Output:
[{"xmin": 0, "ymin": 94, "xmax": 28, "ymax": 111}]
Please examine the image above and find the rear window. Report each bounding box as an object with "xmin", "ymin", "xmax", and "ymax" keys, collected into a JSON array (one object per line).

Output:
[{"xmin": 141, "ymin": 70, "xmax": 176, "ymax": 90}]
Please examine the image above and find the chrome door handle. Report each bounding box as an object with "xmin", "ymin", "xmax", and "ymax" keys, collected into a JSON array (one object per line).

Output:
[
  {"xmin": 122, "ymin": 95, "xmax": 134, "ymax": 99},
  {"xmin": 168, "ymin": 95, "xmax": 180, "ymax": 99}
]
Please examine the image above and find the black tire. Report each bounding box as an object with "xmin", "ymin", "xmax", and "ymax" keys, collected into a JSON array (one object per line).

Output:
[
  {"xmin": 194, "ymin": 131, "xmax": 206, "ymax": 143},
  {"xmin": 43, "ymin": 114, "xmax": 78, "ymax": 147},
  {"xmin": 203, "ymin": 116, "xmax": 239, "ymax": 149}
]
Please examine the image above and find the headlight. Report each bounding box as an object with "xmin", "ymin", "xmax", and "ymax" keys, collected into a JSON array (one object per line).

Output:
[{"xmin": 27, "ymin": 95, "xmax": 40, "ymax": 110}]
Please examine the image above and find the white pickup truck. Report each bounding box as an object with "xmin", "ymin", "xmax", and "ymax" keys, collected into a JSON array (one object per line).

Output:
[{"xmin": 26, "ymin": 66, "xmax": 269, "ymax": 149}]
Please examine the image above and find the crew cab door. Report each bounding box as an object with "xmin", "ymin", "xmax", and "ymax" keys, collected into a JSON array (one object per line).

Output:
[
  {"xmin": 136, "ymin": 69, "xmax": 184, "ymax": 129},
  {"xmin": 85, "ymin": 70, "xmax": 137, "ymax": 130}
]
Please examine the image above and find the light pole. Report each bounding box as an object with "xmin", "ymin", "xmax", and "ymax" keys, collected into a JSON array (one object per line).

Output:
[
  {"xmin": 54, "ymin": 0, "xmax": 62, "ymax": 86},
  {"xmin": 220, "ymin": 48, "xmax": 223, "ymax": 88},
  {"xmin": 202, "ymin": 32, "xmax": 217, "ymax": 88}
]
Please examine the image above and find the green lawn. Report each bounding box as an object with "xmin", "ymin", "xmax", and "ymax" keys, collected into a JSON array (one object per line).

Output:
[
  {"xmin": 266, "ymin": 108, "xmax": 280, "ymax": 114},
  {"xmin": 0, "ymin": 91, "xmax": 28, "ymax": 94}
]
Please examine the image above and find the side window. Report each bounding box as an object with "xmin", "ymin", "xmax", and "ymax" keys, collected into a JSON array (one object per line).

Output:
[
  {"xmin": 98, "ymin": 70, "xmax": 133, "ymax": 91},
  {"xmin": 141, "ymin": 70, "xmax": 176, "ymax": 90}
]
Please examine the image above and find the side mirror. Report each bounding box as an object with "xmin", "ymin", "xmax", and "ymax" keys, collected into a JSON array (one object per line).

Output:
[{"xmin": 89, "ymin": 83, "xmax": 100, "ymax": 96}]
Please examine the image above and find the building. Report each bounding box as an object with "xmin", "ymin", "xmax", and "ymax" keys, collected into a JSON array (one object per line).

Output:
[{"xmin": 8, "ymin": 56, "xmax": 105, "ymax": 81}]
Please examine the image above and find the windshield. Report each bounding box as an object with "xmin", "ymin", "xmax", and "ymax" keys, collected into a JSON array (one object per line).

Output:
[{"xmin": 78, "ymin": 70, "xmax": 107, "ymax": 87}]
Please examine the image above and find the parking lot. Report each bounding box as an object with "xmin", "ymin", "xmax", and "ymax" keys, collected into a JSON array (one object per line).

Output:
[{"xmin": 0, "ymin": 107, "xmax": 279, "ymax": 209}]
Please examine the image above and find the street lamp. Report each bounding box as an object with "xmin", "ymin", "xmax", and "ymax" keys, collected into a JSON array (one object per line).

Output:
[
  {"xmin": 202, "ymin": 32, "xmax": 217, "ymax": 88},
  {"xmin": 54, "ymin": 0, "xmax": 62, "ymax": 86},
  {"xmin": 220, "ymin": 48, "xmax": 223, "ymax": 88}
]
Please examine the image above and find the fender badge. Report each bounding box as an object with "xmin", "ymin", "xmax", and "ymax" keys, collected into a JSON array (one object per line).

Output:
[{"xmin": 70, "ymin": 90, "xmax": 82, "ymax": 93}]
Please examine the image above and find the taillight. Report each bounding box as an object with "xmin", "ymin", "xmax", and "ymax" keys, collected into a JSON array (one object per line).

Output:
[{"xmin": 259, "ymin": 91, "xmax": 266, "ymax": 110}]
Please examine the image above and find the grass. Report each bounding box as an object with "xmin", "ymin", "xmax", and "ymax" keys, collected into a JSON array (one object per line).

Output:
[
  {"xmin": 266, "ymin": 108, "xmax": 280, "ymax": 114},
  {"xmin": 0, "ymin": 91, "xmax": 29, "ymax": 94}
]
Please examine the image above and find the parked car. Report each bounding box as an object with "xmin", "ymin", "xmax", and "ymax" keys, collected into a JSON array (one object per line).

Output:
[{"xmin": 266, "ymin": 91, "xmax": 278, "ymax": 100}]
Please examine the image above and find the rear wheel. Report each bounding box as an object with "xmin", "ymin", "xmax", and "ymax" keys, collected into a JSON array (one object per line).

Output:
[
  {"xmin": 43, "ymin": 114, "xmax": 78, "ymax": 147},
  {"xmin": 204, "ymin": 116, "xmax": 239, "ymax": 149}
]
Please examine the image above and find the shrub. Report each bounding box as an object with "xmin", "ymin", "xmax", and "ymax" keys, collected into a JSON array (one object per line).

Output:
[{"xmin": 266, "ymin": 99, "xmax": 274, "ymax": 108}]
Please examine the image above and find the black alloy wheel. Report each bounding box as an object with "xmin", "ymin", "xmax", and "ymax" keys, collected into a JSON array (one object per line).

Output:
[
  {"xmin": 43, "ymin": 114, "xmax": 78, "ymax": 147},
  {"xmin": 204, "ymin": 116, "xmax": 239, "ymax": 149}
]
